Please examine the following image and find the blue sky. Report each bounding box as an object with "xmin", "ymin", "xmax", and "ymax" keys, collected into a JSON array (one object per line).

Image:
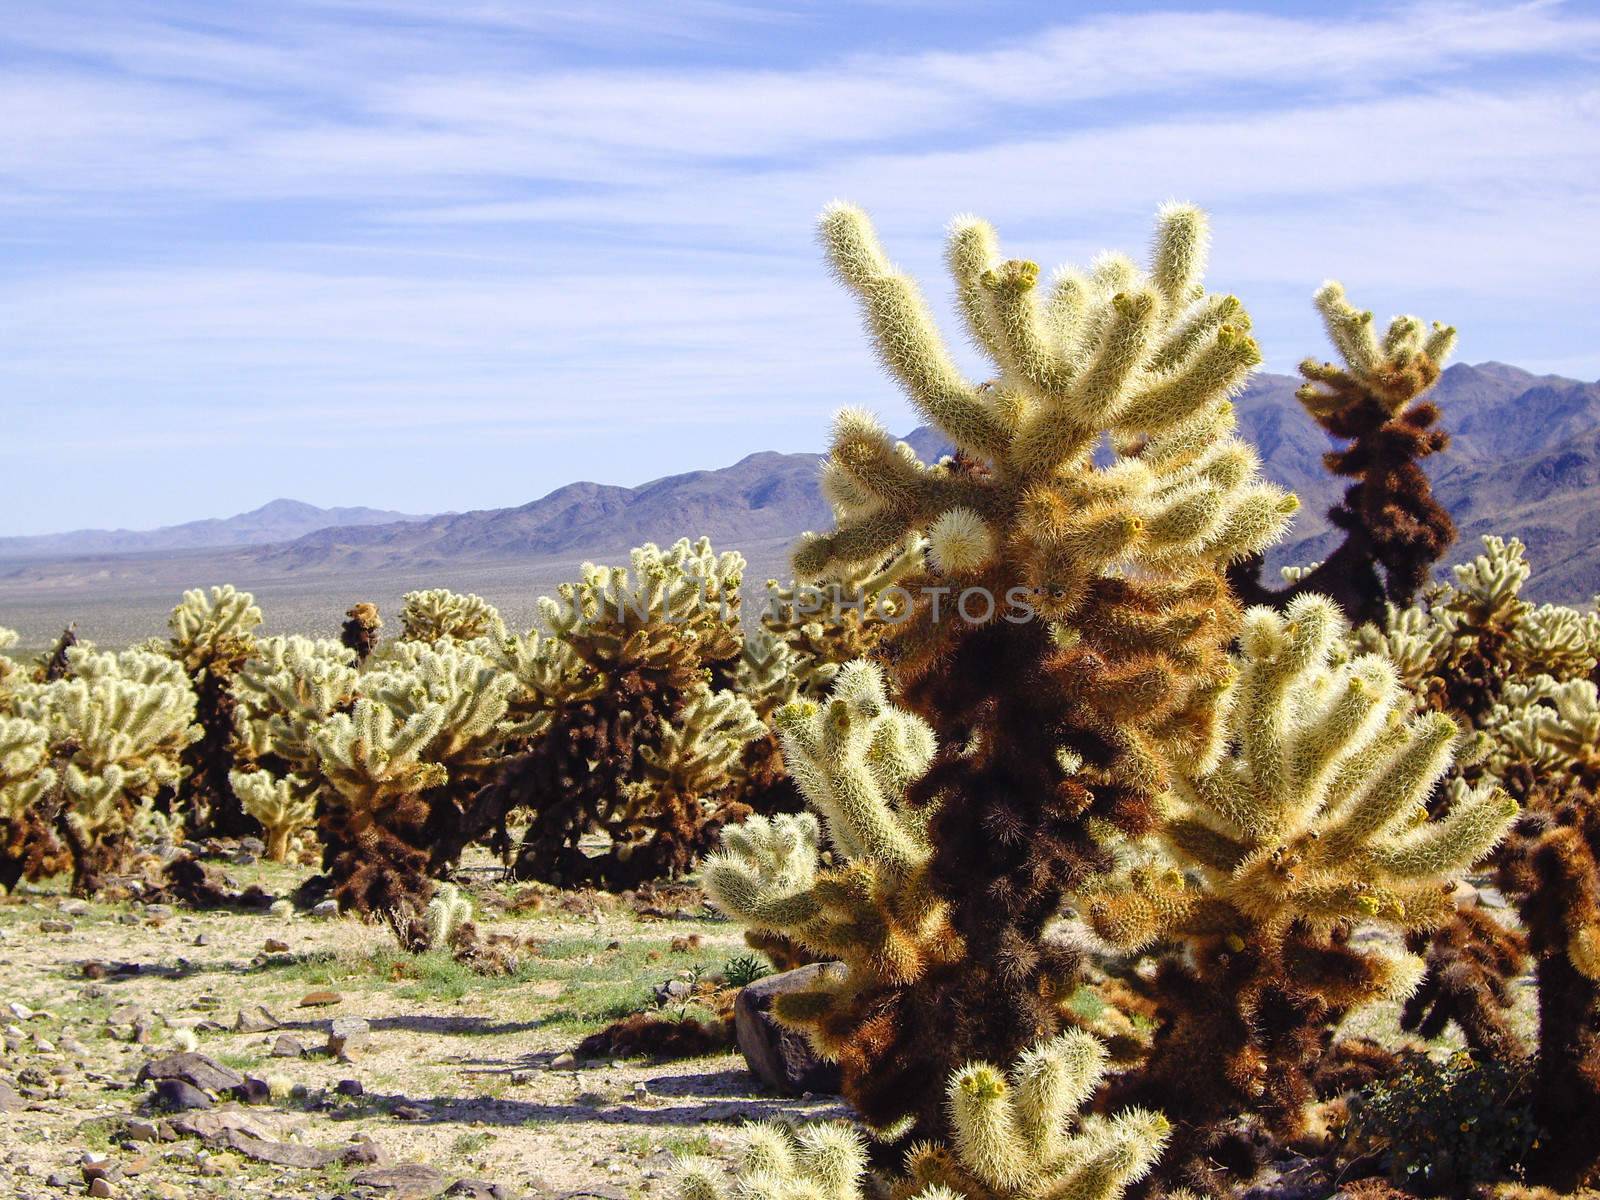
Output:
[{"xmin": 2, "ymin": 1, "xmax": 1598, "ymax": 536}]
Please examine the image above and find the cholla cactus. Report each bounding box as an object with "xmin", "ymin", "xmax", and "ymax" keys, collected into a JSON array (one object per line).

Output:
[
  {"xmin": 0, "ymin": 713, "xmax": 65, "ymax": 891},
  {"xmin": 1086, "ymin": 595, "xmax": 1513, "ymax": 1188},
  {"xmin": 1232, "ymin": 284, "xmax": 1457, "ymax": 624},
  {"xmin": 232, "ymin": 636, "xmax": 361, "ymax": 773},
  {"xmin": 228, "ymin": 769, "xmax": 315, "ymax": 862},
  {"xmin": 425, "ymin": 881, "xmax": 474, "ymax": 948},
  {"xmin": 480, "ymin": 538, "xmax": 767, "ymax": 887},
  {"xmin": 707, "ymin": 663, "xmax": 962, "ymax": 1130},
  {"xmin": 1495, "ymin": 773, "xmax": 1600, "ymax": 1189},
  {"xmin": 312, "ymin": 641, "xmax": 514, "ymax": 947},
  {"xmin": 16, "ymin": 646, "xmax": 200, "ymax": 893},
  {"xmin": 398, "ymin": 588, "xmax": 505, "ymax": 643},
  {"xmin": 760, "ymin": 538, "xmax": 924, "ymax": 694},
  {"xmin": 1357, "ymin": 536, "xmax": 1600, "ymax": 733},
  {"xmin": 167, "ymin": 585, "xmax": 263, "ymax": 838},
  {"xmin": 784, "ymin": 202, "xmax": 1293, "ymax": 1143},
  {"xmin": 675, "ymin": 1031, "xmax": 1166, "ymax": 1200},
  {"xmin": 340, "ymin": 602, "xmax": 383, "ymax": 661}
]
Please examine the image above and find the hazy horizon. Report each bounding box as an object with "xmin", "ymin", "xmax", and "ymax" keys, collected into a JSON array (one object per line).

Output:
[{"xmin": 4, "ymin": 0, "xmax": 1599, "ymax": 536}]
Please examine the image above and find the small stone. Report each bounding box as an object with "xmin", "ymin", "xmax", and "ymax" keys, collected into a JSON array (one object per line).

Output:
[
  {"xmin": 262, "ymin": 939, "xmax": 289, "ymax": 954},
  {"xmin": 327, "ymin": 1016, "xmax": 371, "ymax": 1058},
  {"xmin": 153, "ymin": 1078, "xmax": 213, "ymax": 1111},
  {"xmin": 46, "ymin": 1173, "xmax": 71, "ymax": 1188},
  {"xmin": 336, "ymin": 1078, "xmax": 364, "ymax": 1097},
  {"xmin": 38, "ymin": 920, "xmax": 73, "ymax": 934},
  {"xmin": 143, "ymin": 904, "xmax": 174, "ymax": 920},
  {"xmin": 232, "ymin": 1076, "xmax": 271, "ymax": 1104},
  {"xmin": 0, "ymin": 1080, "xmax": 22, "ymax": 1112},
  {"xmin": 298, "ymin": 990, "xmax": 341, "ymax": 1008},
  {"xmin": 60, "ymin": 899, "xmax": 90, "ymax": 916},
  {"xmin": 547, "ymin": 1051, "xmax": 576, "ymax": 1070},
  {"xmin": 341, "ymin": 1134, "xmax": 382, "ymax": 1165},
  {"xmin": 87, "ymin": 1178, "xmax": 113, "ymax": 1198},
  {"xmin": 193, "ymin": 933, "xmax": 212, "ymax": 947},
  {"xmin": 7, "ymin": 1002, "xmax": 34, "ymax": 1020},
  {"xmin": 116, "ymin": 913, "xmax": 139, "ymax": 926},
  {"xmin": 444, "ymin": 1181, "xmax": 512, "ymax": 1199},
  {"xmin": 234, "ymin": 1006, "xmax": 280, "ymax": 1034},
  {"xmin": 391, "ymin": 1102, "xmax": 429, "ymax": 1121},
  {"xmin": 150, "ymin": 1184, "xmax": 183, "ymax": 1200},
  {"xmin": 311, "ymin": 900, "xmax": 339, "ymax": 919},
  {"xmin": 270, "ymin": 1033, "xmax": 305, "ymax": 1058},
  {"xmin": 124, "ymin": 1119, "xmax": 163, "ymax": 1142}
]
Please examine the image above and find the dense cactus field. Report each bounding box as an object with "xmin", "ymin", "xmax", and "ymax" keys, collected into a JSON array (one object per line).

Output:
[{"xmin": 7, "ymin": 203, "xmax": 1600, "ymax": 1199}]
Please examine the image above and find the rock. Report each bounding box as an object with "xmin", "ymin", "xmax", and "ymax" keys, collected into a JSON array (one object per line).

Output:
[
  {"xmin": 116, "ymin": 913, "xmax": 139, "ymax": 926},
  {"xmin": 547, "ymin": 1051, "xmax": 576, "ymax": 1070},
  {"xmin": 311, "ymin": 900, "xmax": 339, "ymax": 919},
  {"xmin": 150, "ymin": 1185, "xmax": 183, "ymax": 1200},
  {"xmin": 193, "ymin": 933, "xmax": 212, "ymax": 947},
  {"xmin": 235, "ymin": 1005, "xmax": 280, "ymax": 1034},
  {"xmin": 336, "ymin": 1078, "xmax": 364, "ymax": 1097},
  {"xmin": 46, "ymin": 1173, "xmax": 71, "ymax": 1188},
  {"xmin": 0, "ymin": 1079, "xmax": 21, "ymax": 1112},
  {"xmin": 124, "ymin": 1118, "xmax": 167, "ymax": 1142},
  {"xmin": 654, "ymin": 979, "xmax": 692, "ymax": 1004},
  {"xmin": 733, "ymin": 963, "xmax": 845, "ymax": 1097},
  {"xmin": 341, "ymin": 1134, "xmax": 383, "ymax": 1164},
  {"xmin": 262, "ymin": 938, "xmax": 290, "ymax": 953},
  {"xmin": 153, "ymin": 1079, "xmax": 213, "ymax": 1111},
  {"xmin": 327, "ymin": 1017, "xmax": 371, "ymax": 1059},
  {"xmin": 138, "ymin": 1052, "xmax": 245, "ymax": 1094},
  {"xmin": 60, "ymin": 899, "xmax": 90, "ymax": 916},
  {"xmin": 7, "ymin": 1002, "xmax": 34, "ymax": 1020},
  {"xmin": 170, "ymin": 1110, "xmax": 276, "ymax": 1141},
  {"xmin": 232, "ymin": 1076, "xmax": 270, "ymax": 1104},
  {"xmin": 445, "ymin": 1181, "xmax": 514, "ymax": 1199},
  {"xmin": 352, "ymin": 1163, "xmax": 450, "ymax": 1198},
  {"xmin": 298, "ymin": 990, "xmax": 341, "ymax": 1007},
  {"xmin": 391, "ymin": 1102, "xmax": 429, "ymax": 1121},
  {"xmin": 38, "ymin": 920, "xmax": 73, "ymax": 934},
  {"xmin": 213, "ymin": 1126, "xmax": 335, "ymax": 1168},
  {"xmin": 87, "ymin": 1178, "xmax": 113, "ymax": 1198},
  {"xmin": 238, "ymin": 836, "xmax": 266, "ymax": 858},
  {"xmin": 144, "ymin": 904, "xmax": 174, "ymax": 920},
  {"xmin": 271, "ymin": 1033, "xmax": 305, "ymax": 1058}
]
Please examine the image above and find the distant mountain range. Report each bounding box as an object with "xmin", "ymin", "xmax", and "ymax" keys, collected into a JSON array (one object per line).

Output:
[
  {"xmin": 4, "ymin": 363, "xmax": 1599, "ymax": 603},
  {"xmin": 0, "ymin": 498, "xmax": 428, "ymax": 560}
]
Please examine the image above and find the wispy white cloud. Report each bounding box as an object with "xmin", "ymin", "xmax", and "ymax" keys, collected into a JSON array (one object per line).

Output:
[{"xmin": 0, "ymin": 1, "xmax": 1596, "ymax": 534}]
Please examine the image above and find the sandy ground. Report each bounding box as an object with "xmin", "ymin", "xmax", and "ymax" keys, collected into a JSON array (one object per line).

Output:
[{"xmin": 0, "ymin": 861, "xmax": 841, "ymax": 1200}]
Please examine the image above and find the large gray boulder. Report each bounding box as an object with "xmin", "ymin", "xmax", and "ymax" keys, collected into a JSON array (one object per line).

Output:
[{"xmin": 733, "ymin": 963, "xmax": 844, "ymax": 1097}]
